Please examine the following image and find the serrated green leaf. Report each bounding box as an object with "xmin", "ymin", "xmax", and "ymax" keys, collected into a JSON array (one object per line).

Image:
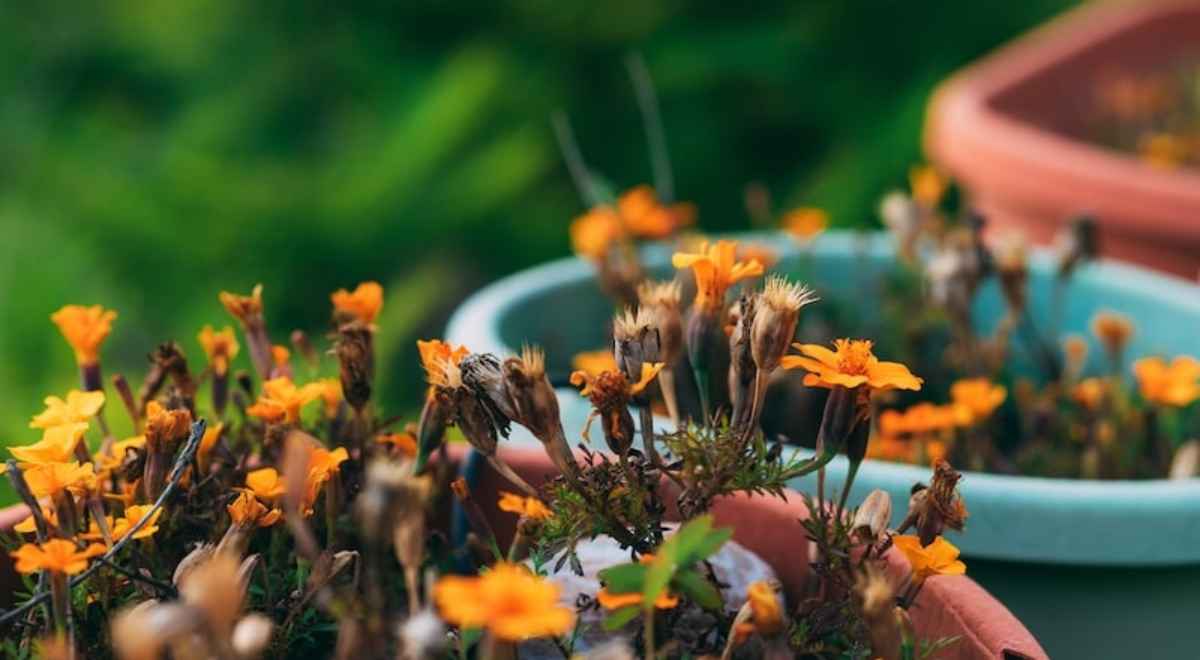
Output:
[
  {"xmin": 671, "ymin": 568, "xmax": 723, "ymax": 611},
  {"xmin": 603, "ymin": 605, "xmax": 642, "ymax": 632},
  {"xmin": 642, "ymin": 515, "xmax": 732, "ymax": 608}
]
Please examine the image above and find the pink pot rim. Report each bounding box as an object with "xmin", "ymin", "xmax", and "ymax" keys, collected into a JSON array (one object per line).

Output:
[{"xmin": 925, "ymin": 0, "xmax": 1200, "ymax": 246}]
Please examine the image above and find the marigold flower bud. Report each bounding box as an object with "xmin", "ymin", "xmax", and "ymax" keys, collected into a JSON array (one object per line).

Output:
[{"xmin": 334, "ymin": 321, "xmax": 374, "ymax": 412}]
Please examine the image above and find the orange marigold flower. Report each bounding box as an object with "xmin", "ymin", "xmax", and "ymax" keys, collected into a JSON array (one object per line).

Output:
[
  {"xmin": 81, "ymin": 505, "xmax": 163, "ymax": 543},
  {"xmin": 570, "ymin": 207, "xmax": 624, "ymax": 261},
  {"xmin": 298, "ymin": 445, "xmax": 350, "ymax": 513},
  {"xmin": 743, "ymin": 580, "xmax": 784, "ymax": 636},
  {"xmin": 672, "ymin": 240, "xmax": 764, "ymax": 311},
  {"xmin": 218, "ymin": 285, "xmax": 263, "ymax": 323},
  {"xmin": 571, "ymin": 349, "xmax": 618, "ymax": 379},
  {"xmin": 30, "ymin": 390, "xmax": 105, "ymax": 429},
  {"xmin": 196, "ymin": 423, "xmax": 224, "ymax": 473},
  {"xmin": 51, "ymin": 305, "xmax": 117, "ymax": 366},
  {"xmin": 9, "ymin": 422, "xmax": 89, "ymax": 464},
  {"xmin": 949, "ymin": 378, "xmax": 1007, "ymax": 424},
  {"xmin": 737, "ymin": 243, "xmax": 778, "ymax": 270},
  {"xmin": 315, "ymin": 378, "xmax": 343, "ymax": 417},
  {"xmin": 246, "ymin": 377, "xmax": 323, "ymax": 424},
  {"xmin": 227, "ymin": 491, "xmax": 282, "ymax": 528},
  {"xmin": 1090, "ymin": 310, "xmax": 1134, "ymax": 356},
  {"xmin": 1133, "ymin": 356, "xmax": 1200, "ymax": 407},
  {"xmin": 909, "ymin": 164, "xmax": 947, "ymax": 209},
  {"xmin": 94, "ymin": 435, "xmax": 146, "ymax": 474},
  {"xmin": 23, "ymin": 461, "xmax": 95, "ymax": 498},
  {"xmin": 616, "ymin": 185, "xmax": 695, "ymax": 239},
  {"xmin": 417, "ymin": 339, "xmax": 470, "ymax": 388},
  {"xmin": 570, "ymin": 362, "xmax": 664, "ymax": 398},
  {"xmin": 331, "ymin": 281, "xmax": 384, "ymax": 325},
  {"xmin": 271, "ymin": 345, "xmax": 290, "ymax": 369},
  {"xmin": 781, "ymin": 207, "xmax": 828, "ymax": 243},
  {"xmin": 434, "ymin": 562, "xmax": 574, "ymax": 641},
  {"xmin": 782, "ymin": 339, "xmax": 922, "ymax": 391},
  {"xmin": 15, "ymin": 508, "xmax": 59, "ymax": 534},
  {"xmin": 144, "ymin": 401, "xmax": 193, "ymax": 448},
  {"xmin": 497, "ymin": 491, "xmax": 552, "ymax": 520},
  {"xmin": 877, "ymin": 403, "xmax": 961, "ymax": 438},
  {"xmin": 11, "ymin": 539, "xmax": 106, "ymax": 575},
  {"xmin": 377, "ymin": 432, "xmax": 418, "ymax": 458},
  {"xmin": 243, "ymin": 467, "xmax": 287, "ymax": 500},
  {"xmin": 893, "ymin": 534, "xmax": 966, "ymax": 583},
  {"xmin": 1073, "ymin": 378, "xmax": 1107, "ymax": 410},
  {"xmin": 197, "ymin": 325, "xmax": 240, "ymax": 376}
]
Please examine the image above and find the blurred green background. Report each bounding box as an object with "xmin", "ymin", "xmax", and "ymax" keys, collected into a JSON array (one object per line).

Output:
[{"xmin": 0, "ymin": 1, "xmax": 1078, "ymax": 501}]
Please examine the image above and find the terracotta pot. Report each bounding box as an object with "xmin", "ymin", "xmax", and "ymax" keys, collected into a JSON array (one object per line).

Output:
[
  {"xmin": 925, "ymin": 0, "xmax": 1200, "ymax": 279},
  {"xmin": 458, "ymin": 445, "xmax": 1046, "ymax": 660}
]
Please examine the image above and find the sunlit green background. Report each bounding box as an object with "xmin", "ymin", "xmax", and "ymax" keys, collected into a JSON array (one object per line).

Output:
[{"xmin": 0, "ymin": 1, "xmax": 1078, "ymax": 503}]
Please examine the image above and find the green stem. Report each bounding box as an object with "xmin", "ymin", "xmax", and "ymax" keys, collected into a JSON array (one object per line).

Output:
[{"xmin": 643, "ymin": 608, "xmax": 656, "ymax": 659}]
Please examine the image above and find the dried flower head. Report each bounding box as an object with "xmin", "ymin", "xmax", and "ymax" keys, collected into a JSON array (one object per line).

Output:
[
  {"xmin": 51, "ymin": 304, "xmax": 117, "ymax": 366},
  {"xmin": 433, "ymin": 562, "xmax": 574, "ymax": 641},
  {"xmin": 144, "ymin": 401, "xmax": 193, "ymax": 448},
  {"xmin": 672, "ymin": 240, "xmax": 765, "ymax": 311},
  {"xmin": 197, "ymin": 325, "xmax": 240, "ymax": 376},
  {"xmin": 30, "ymin": 390, "xmax": 105, "ymax": 429},
  {"xmin": 331, "ymin": 281, "xmax": 384, "ymax": 326},
  {"xmin": 219, "ymin": 285, "xmax": 264, "ymax": 324},
  {"xmin": 781, "ymin": 207, "xmax": 828, "ymax": 243},
  {"xmin": 334, "ymin": 322, "xmax": 374, "ymax": 411},
  {"xmin": 637, "ymin": 279, "xmax": 683, "ymax": 364},
  {"xmin": 11, "ymin": 539, "xmax": 105, "ymax": 575},
  {"xmin": 418, "ymin": 339, "xmax": 470, "ymax": 389},
  {"xmin": 613, "ymin": 306, "xmax": 661, "ymax": 388},
  {"xmin": 752, "ymin": 276, "xmax": 818, "ymax": 374},
  {"xmin": 893, "ymin": 535, "xmax": 965, "ymax": 583},
  {"xmin": 1134, "ymin": 356, "xmax": 1200, "ymax": 407},
  {"xmin": 783, "ymin": 339, "xmax": 922, "ymax": 392}
]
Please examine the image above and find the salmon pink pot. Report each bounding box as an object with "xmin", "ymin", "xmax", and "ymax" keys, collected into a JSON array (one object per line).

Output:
[
  {"xmin": 446, "ymin": 231, "xmax": 1200, "ymax": 658},
  {"xmin": 457, "ymin": 444, "xmax": 1046, "ymax": 660},
  {"xmin": 925, "ymin": 0, "xmax": 1200, "ymax": 279}
]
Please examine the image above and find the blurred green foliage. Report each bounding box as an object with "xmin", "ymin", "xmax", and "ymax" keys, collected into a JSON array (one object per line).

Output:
[{"xmin": 0, "ymin": 1, "xmax": 1077, "ymax": 502}]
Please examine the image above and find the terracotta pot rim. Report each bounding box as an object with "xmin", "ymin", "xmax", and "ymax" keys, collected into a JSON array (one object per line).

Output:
[{"xmin": 924, "ymin": 0, "xmax": 1200, "ymax": 245}]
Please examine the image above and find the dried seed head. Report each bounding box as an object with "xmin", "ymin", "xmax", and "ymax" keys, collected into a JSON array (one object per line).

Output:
[
  {"xmin": 334, "ymin": 321, "xmax": 374, "ymax": 411},
  {"xmin": 501, "ymin": 346, "xmax": 561, "ymax": 440},
  {"xmin": 902, "ymin": 461, "xmax": 968, "ymax": 545},
  {"xmin": 398, "ymin": 609, "xmax": 447, "ymax": 660},
  {"xmin": 612, "ymin": 307, "xmax": 661, "ymax": 394},
  {"xmin": 111, "ymin": 600, "xmax": 196, "ymax": 660},
  {"xmin": 729, "ymin": 292, "xmax": 758, "ymax": 430},
  {"xmin": 851, "ymin": 489, "xmax": 893, "ymax": 541},
  {"xmin": 460, "ymin": 353, "xmax": 516, "ymax": 436},
  {"xmin": 231, "ymin": 613, "xmax": 274, "ymax": 659},
  {"xmin": 752, "ymin": 276, "xmax": 817, "ymax": 373},
  {"xmin": 173, "ymin": 544, "xmax": 216, "ymax": 588},
  {"xmin": 637, "ymin": 280, "xmax": 683, "ymax": 364},
  {"xmin": 178, "ymin": 552, "xmax": 245, "ymax": 638}
]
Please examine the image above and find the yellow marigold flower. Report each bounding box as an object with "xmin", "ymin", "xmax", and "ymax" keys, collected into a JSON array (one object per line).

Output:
[
  {"xmin": 95, "ymin": 435, "xmax": 146, "ymax": 474},
  {"xmin": 782, "ymin": 339, "xmax": 922, "ymax": 391},
  {"xmin": 227, "ymin": 491, "xmax": 282, "ymax": 528},
  {"xmin": 743, "ymin": 580, "xmax": 784, "ymax": 636},
  {"xmin": 197, "ymin": 423, "xmax": 224, "ymax": 473},
  {"xmin": 243, "ymin": 467, "xmax": 286, "ymax": 500},
  {"xmin": 30, "ymin": 390, "xmax": 105, "ymax": 429},
  {"xmin": 315, "ymin": 378, "xmax": 343, "ymax": 417},
  {"xmin": 1133, "ymin": 356, "xmax": 1200, "ymax": 407},
  {"xmin": 893, "ymin": 535, "xmax": 966, "ymax": 583},
  {"xmin": 417, "ymin": 339, "xmax": 470, "ymax": 388},
  {"xmin": 909, "ymin": 164, "xmax": 947, "ymax": 208},
  {"xmin": 570, "ymin": 362, "xmax": 664, "ymax": 398},
  {"xmin": 377, "ymin": 432, "xmax": 417, "ymax": 457},
  {"xmin": 781, "ymin": 207, "xmax": 828, "ymax": 243},
  {"xmin": 81, "ymin": 505, "xmax": 163, "ymax": 543},
  {"xmin": 50, "ymin": 305, "xmax": 117, "ymax": 366},
  {"xmin": 197, "ymin": 325, "xmax": 240, "ymax": 376},
  {"xmin": 331, "ymin": 281, "xmax": 384, "ymax": 325},
  {"xmin": 15, "ymin": 508, "xmax": 59, "ymax": 534},
  {"xmin": 949, "ymin": 378, "xmax": 1007, "ymax": 424},
  {"xmin": 570, "ymin": 207, "xmax": 624, "ymax": 261},
  {"xmin": 11, "ymin": 539, "xmax": 106, "ymax": 575},
  {"xmin": 571, "ymin": 349, "xmax": 618, "ymax": 379},
  {"xmin": 24, "ymin": 461, "xmax": 95, "ymax": 498},
  {"xmin": 434, "ymin": 562, "xmax": 574, "ymax": 641},
  {"xmin": 1073, "ymin": 378, "xmax": 1106, "ymax": 410},
  {"xmin": 9, "ymin": 422, "xmax": 89, "ymax": 464},
  {"xmin": 219, "ymin": 285, "xmax": 263, "ymax": 323},
  {"xmin": 672, "ymin": 240, "xmax": 764, "ymax": 311},
  {"xmin": 246, "ymin": 377, "xmax": 323, "ymax": 424},
  {"xmin": 616, "ymin": 185, "xmax": 695, "ymax": 239},
  {"xmin": 497, "ymin": 491, "xmax": 552, "ymax": 520}
]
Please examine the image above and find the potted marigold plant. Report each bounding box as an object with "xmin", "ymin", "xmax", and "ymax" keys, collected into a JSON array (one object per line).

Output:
[
  {"xmin": 445, "ymin": 83, "xmax": 1200, "ymax": 654},
  {"xmin": 924, "ymin": 0, "xmax": 1200, "ymax": 278},
  {"xmin": 0, "ymin": 269, "xmax": 1045, "ymax": 658}
]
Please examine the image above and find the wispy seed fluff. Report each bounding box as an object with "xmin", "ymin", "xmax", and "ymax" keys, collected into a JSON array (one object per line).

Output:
[
  {"xmin": 752, "ymin": 276, "xmax": 818, "ymax": 373},
  {"xmin": 636, "ymin": 280, "xmax": 682, "ymax": 364},
  {"xmin": 612, "ymin": 307, "xmax": 660, "ymax": 389}
]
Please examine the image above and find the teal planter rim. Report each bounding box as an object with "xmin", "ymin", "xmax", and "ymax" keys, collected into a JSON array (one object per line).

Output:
[{"xmin": 446, "ymin": 231, "xmax": 1200, "ymax": 566}]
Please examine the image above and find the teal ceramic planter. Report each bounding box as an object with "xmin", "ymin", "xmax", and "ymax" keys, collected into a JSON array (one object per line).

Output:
[{"xmin": 446, "ymin": 231, "xmax": 1200, "ymax": 658}]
